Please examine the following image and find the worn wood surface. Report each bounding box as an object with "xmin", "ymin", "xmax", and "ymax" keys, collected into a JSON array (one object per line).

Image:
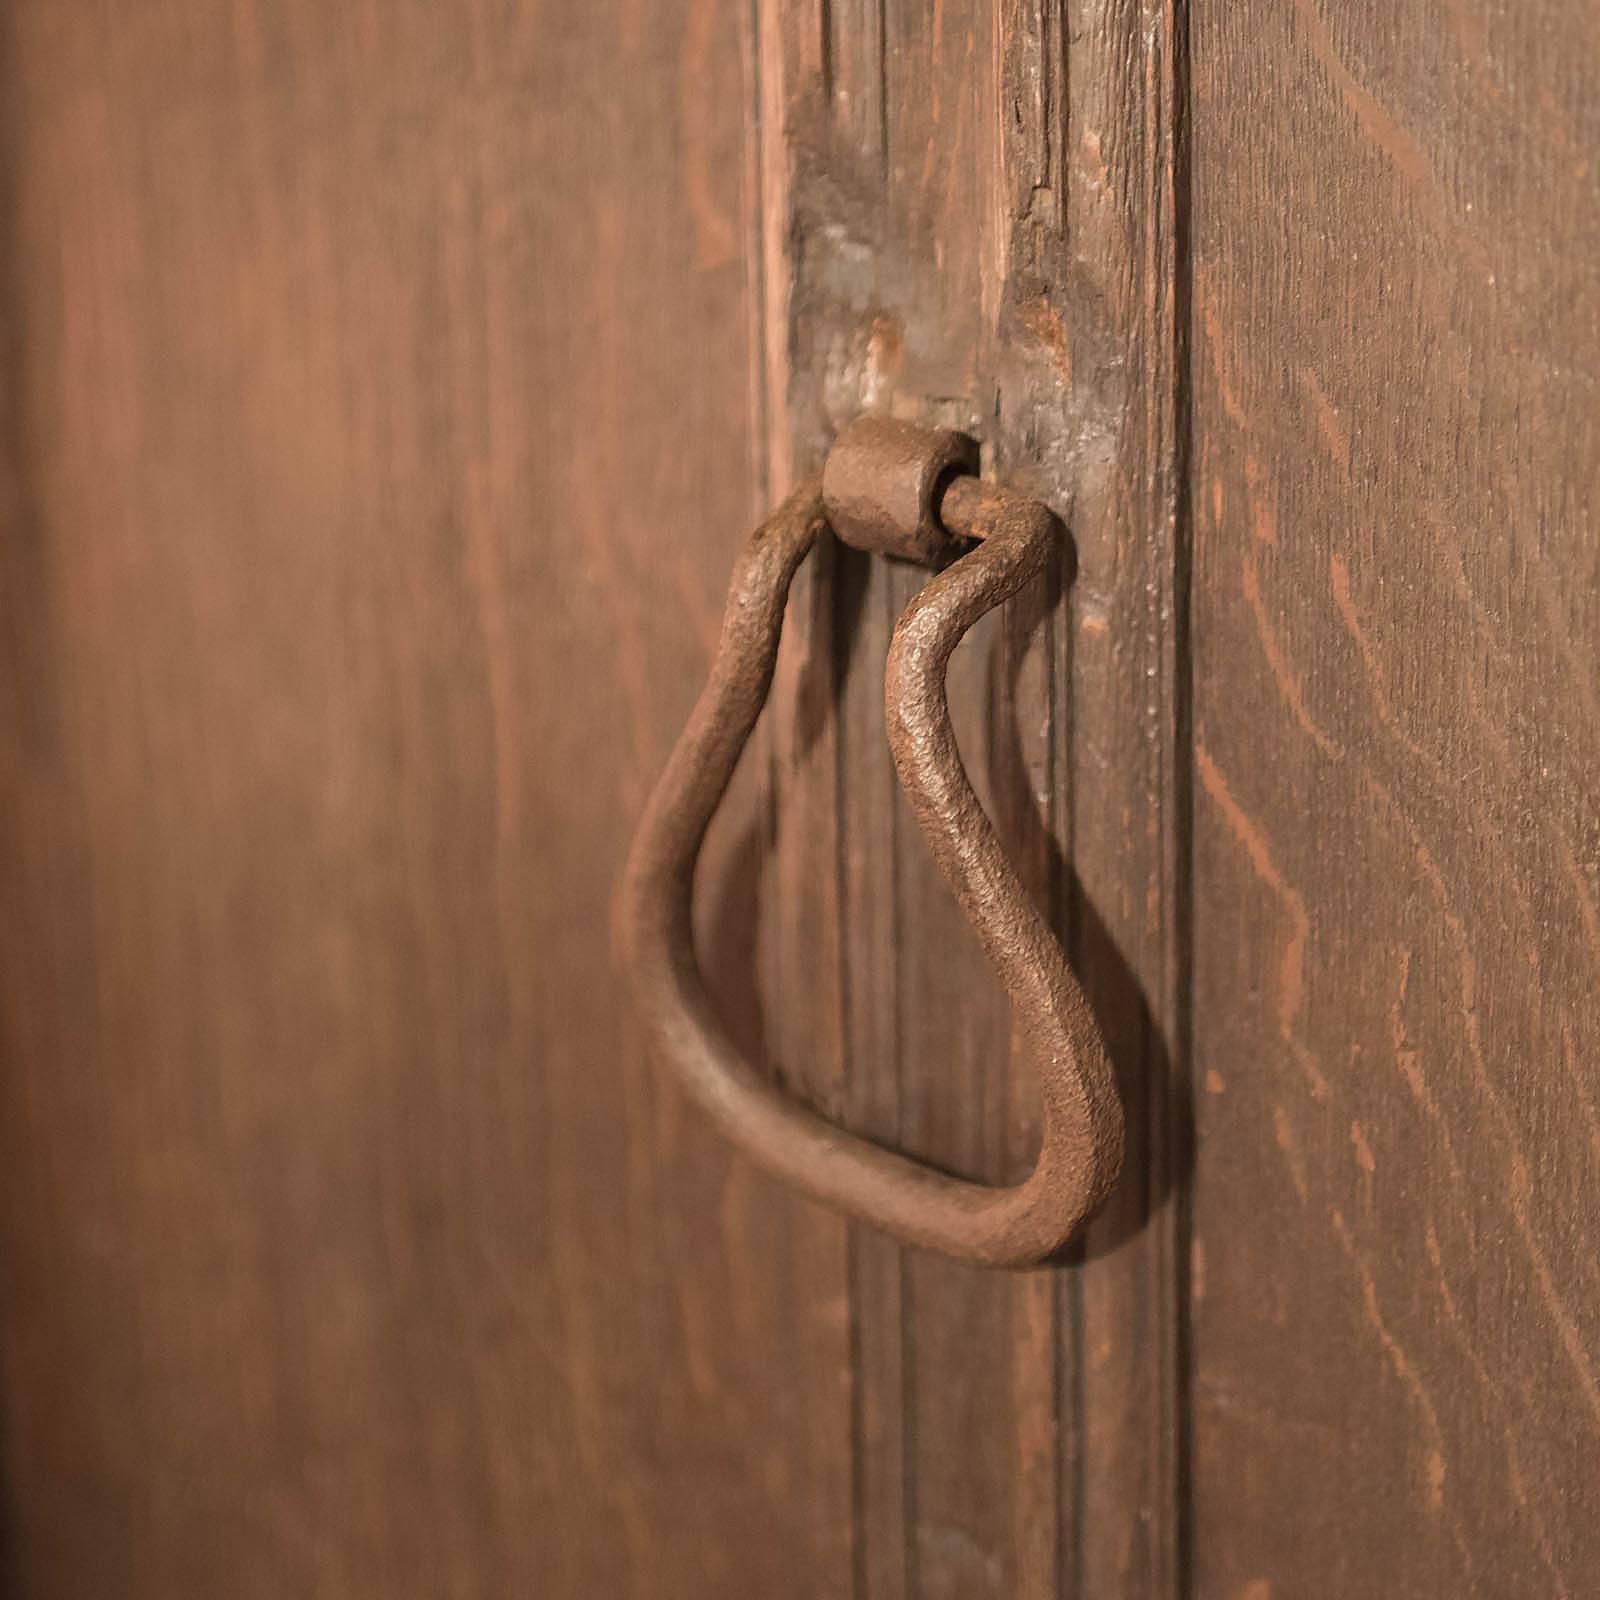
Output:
[
  {"xmin": 0, "ymin": 4, "xmax": 856, "ymax": 1595},
  {"xmin": 1190, "ymin": 0, "xmax": 1600, "ymax": 1593},
  {"xmin": 11, "ymin": 0, "xmax": 1594, "ymax": 1594},
  {"xmin": 756, "ymin": 1, "xmax": 1186, "ymax": 1594},
  {"xmin": 0, "ymin": 2, "xmax": 1188, "ymax": 1595}
]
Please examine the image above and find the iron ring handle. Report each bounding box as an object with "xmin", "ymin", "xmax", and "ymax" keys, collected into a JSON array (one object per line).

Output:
[{"xmin": 621, "ymin": 424, "xmax": 1124, "ymax": 1267}]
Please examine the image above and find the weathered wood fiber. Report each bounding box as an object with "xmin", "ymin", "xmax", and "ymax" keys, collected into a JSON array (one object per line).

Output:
[
  {"xmin": 0, "ymin": 4, "xmax": 853, "ymax": 1595},
  {"xmin": 1190, "ymin": 0, "xmax": 1600, "ymax": 1592},
  {"xmin": 755, "ymin": 2, "xmax": 1186, "ymax": 1593}
]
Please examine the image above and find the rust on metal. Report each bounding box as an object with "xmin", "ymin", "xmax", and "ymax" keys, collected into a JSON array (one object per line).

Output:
[
  {"xmin": 621, "ymin": 420, "xmax": 1123, "ymax": 1267},
  {"xmin": 821, "ymin": 414, "xmax": 979, "ymax": 564}
]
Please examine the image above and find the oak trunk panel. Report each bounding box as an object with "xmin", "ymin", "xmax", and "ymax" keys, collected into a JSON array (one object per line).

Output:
[
  {"xmin": 1190, "ymin": 0, "xmax": 1600, "ymax": 1593},
  {"xmin": 4, "ymin": 0, "xmax": 1591, "ymax": 1594},
  {"xmin": 0, "ymin": 4, "xmax": 853, "ymax": 1596},
  {"xmin": 758, "ymin": 1, "xmax": 1185, "ymax": 1594}
]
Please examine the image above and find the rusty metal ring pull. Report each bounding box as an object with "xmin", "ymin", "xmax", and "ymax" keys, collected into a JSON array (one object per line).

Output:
[{"xmin": 621, "ymin": 417, "xmax": 1123, "ymax": 1267}]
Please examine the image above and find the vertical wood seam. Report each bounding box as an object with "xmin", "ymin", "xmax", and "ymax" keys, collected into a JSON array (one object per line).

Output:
[{"xmin": 1165, "ymin": 1, "xmax": 1194, "ymax": 1590}]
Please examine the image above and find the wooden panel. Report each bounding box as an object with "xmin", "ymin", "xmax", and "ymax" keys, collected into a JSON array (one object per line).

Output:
[
  {"xmin": 756, "ymin": 1, "xmax": 1187, "ymax": 1593},
  {"xmin": 1190, "ymin": 0, "xmax": 1600, "ymax": 1592},
  {"xmin": 0, "ymin": 4, "xmax": 854, "ymax": 1595}
]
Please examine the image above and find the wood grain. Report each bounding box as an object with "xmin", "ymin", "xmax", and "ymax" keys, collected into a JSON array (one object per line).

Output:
[
  {"xmin": 1190, "ymin": 0, "xmax": 1600, "ymax": 1592},
  {"xmin": 26, "ymin": 0, "xmax": 1596, "ymax": 1593},
  {"xmin": 0, "ymin": 3, "xmax": 854, "ymax": 1595},
  {"xmin": 756, "ymin": 1, "xmax": 1187, "ymax": 1593}
]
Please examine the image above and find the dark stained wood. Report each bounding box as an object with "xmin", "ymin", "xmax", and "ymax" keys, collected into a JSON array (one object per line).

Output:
[
  {"xmin": 13, "ymin": 0, "xmax": 1593, "ymax": 1593},
  {"xmin": 0, "ymin": 0, "xmax": 1192, "ymax": 1592},
  {"xmin": 1190, "ymin": 0, "xmax": 1600, "ymax": 1593},
  {"xmin": 756, "ymin": 1, "xmax": 1187, "ymax": 1594},
  {"xmin": 0, "ymin": 3, "xmax": 855, "ymax": 1595}
]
